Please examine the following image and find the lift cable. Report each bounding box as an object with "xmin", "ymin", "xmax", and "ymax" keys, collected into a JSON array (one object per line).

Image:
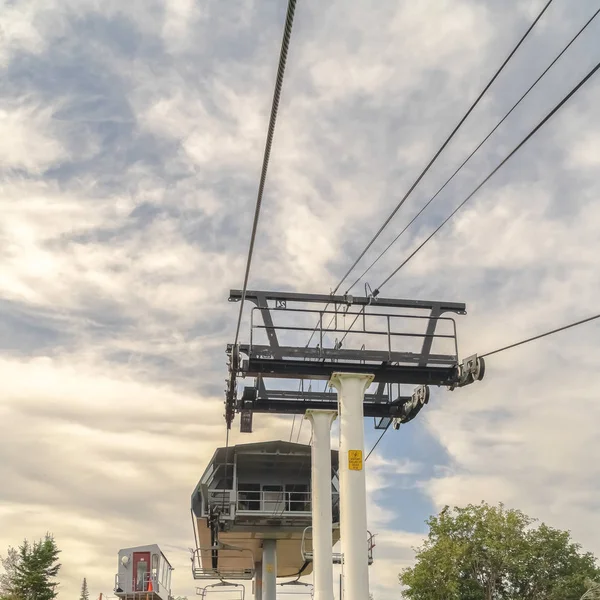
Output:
[
  {"xmin": 345, "ymin": 5, "xmax": 600, "ymax": 294},
  {"xmin": 337, "ymin": 50, "xmax": 600, "ymax": 347},
  {"xmin": 330, "ymin": 0, "xmax": 555, "ymax": 296},
  {"xmin": 233, "ymin": 0, "xmax": 297, "ymax": 347},
  {"xmin": 480, "ymin": 313, "xmax": 600, "ymax": 359},
  {"xmin": 363, "ymin": 313, "xmax": 600, "ymax": 459},
  {"xmin": 365, "ymin": 421, "xmax": 392, "ymax": 462},
  {"xmin": 373, "ymin": 58, "xmax": 600, "ymax": 293},
  {"xmin": 304, "ymin": 0, "xmax": 554, "ymax": 349}
]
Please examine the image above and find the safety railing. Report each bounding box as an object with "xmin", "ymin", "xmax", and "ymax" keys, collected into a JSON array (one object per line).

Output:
[
  {"xmin": 115, "ymin": 572, "xmax": 168, "ymax": 595},
  {"xmin": 206, "ymin": 490, "xmax": 235, "ymax": 517},
  {"xmin": 249, "ymin": 306, "xmax": 459, "ymax": 366},
  {"xmin": 236, "ymin": 490, "xmax": 312, "ymax": 514},
  {"xmin": 301, "ymin": 528, "xmax": 375, "ymax": 565},
  {"xmin": 205, "ymin": 489, "xmax": 341, "ymax": 519}
]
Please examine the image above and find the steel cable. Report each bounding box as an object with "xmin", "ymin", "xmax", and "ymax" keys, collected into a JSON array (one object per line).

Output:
[{"xmin": 345, "ymin": 5, "xmax": 600, "ymax": 294}]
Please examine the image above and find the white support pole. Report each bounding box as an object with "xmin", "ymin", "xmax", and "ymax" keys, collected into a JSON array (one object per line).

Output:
[
  {"xmin": 305, "ymin": 409, "xmax": 337, "ymax": 600},
  {"xmin": 329, "ymin": 372, "xmax": 374, "ymax": 600},
  {"xmin": 262, "ymin": 540, "xmax": 277, "ymax": 600}
]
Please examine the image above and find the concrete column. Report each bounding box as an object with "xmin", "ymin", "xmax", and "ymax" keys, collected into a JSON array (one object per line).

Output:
[
  {"xmin": 329, "ymin": 372, "xmax": 374, "ymax": 600},
  {"xmin": 305, "ymin": 409, "xmax": 337, "ymax": 600},
  {"xmin": 254, "ymin": 561, "xmax": 262, "ymax": 600},
  {"xmin": 262, "ymin": 540, "xmax": 277, "ymax": 600}
]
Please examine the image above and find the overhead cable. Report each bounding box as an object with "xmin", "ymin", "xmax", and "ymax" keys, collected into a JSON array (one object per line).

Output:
[
  {"xmin": 330, "ymin": 0, "xmax": 555, "ymax": 295},
  {"xmin": 345, "ymin": 5, "xmax": 600, "ymax": 294},
  {"xmin": 365, "ymin": 421, "xmax": 392, "ymax": 462},
  {"xmin": 233, "ymin": 0, "xmax": 297, "ymax": 346},
  {"xmin": 480, "ymin": 313, "xmax": 600, "ymax": 358},
  {"xmin": 374, "ymin": 58, "xmax": 600, "ymax": 292}
]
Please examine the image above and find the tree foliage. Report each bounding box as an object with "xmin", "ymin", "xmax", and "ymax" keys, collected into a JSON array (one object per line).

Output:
[
  {"xmin": 400, "ymin": 502, "xmax": 600, "ymax": 600},
  {"xmin": 0, "ymin": 535, "xmax": 61, "ymax": 600},
  {"xmin": 80, "ymin": 578, "xmax": 89, "ymax": 600}
]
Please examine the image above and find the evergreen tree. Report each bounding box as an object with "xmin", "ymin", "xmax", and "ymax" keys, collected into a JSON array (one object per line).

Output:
[
  {"xmin": 79, "ymin": 578, "xmax": 89, "ymax": 600},
  {"xmin": 10, "ymin": 535, "xmax": 61, "ymax": 600}
]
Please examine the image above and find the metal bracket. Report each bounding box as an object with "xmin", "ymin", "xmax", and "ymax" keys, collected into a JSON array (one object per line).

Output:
[{"xmin": 392, "ymin": 385, "xmax": 430, "ymax": 430}]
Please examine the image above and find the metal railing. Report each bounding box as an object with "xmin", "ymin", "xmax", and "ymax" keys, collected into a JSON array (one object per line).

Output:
[
  {"xmin": 115, "ymin": 572, "xmax": 169, "ymax": 595},
  {"xmin": 249, "ymin": 306, "xmax": 459, "ymax": 365},
  {"xmin": 206, "ymin": 490, "xmax": 235, "ymax": 517},
  {"xmin": 236, "ymin": 490, "xmax": 312, "ymax": 514},
  {"xmin": 204, "ymin": 488, "xmax": 342, "ymax": 519}
]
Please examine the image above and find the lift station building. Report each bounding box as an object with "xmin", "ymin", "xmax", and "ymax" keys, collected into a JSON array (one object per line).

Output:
[
  {"xmin": 191, "ymin": 440, "xmax": 340, "ymax": 581},
  {"xmin": 114, "ymin": 544, "xmax": 173, "ymax": 600}
]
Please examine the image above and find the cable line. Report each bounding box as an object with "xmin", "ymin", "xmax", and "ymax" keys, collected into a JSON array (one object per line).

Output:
[
  {"xmin": 233, "ymin": 0, "xmax": 297, "ymax": 346},
  {"xmin": 306, "ymin": 0, "xmax": 555, "ymax": 349},
  {"xmin": 365, "ymin": 421, "xmax": 392, "ymax": 462},
  {"xmin": 374, "ymin": 58, "xmax": 600, "ymax": 292},
  {"xmin": 480, "ymin": 313, "xmax": 600, "ymax": 358},
  {"xmin": 345, "ymin": 5, "xmax": 600, "ymax": 294},
  {"xmin": 330, "ymin": 0, "xmax": 555, "ymax": 295},
  {"xmin": 364, "ymin": 314, "xmax": 600, "ymax": 461}
]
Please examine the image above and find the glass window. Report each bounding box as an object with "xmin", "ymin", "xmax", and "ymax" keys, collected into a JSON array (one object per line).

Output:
[
  {"xmin": 262, "ymin": 485, "xmax": 283, "ymax": 512},
  {"xmin": 160, "ymin": 558, "xmax": 167, "ymax": 586},
  {"xmin": 238, "ymin": 483, "xmax": 261, "ymax": 511},
  {"xmin": 286, "ymin": 484, "xmax": 309, "ymax": 511},
  {"xmin": 136, "ymin": 561, "xmax": 147, "ymax": 591},
  {"xmin": 151, "ymin": 554, "xmax": 158, "ymax": 587}
]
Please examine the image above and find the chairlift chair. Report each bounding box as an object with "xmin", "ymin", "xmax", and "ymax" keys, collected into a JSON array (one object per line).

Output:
[
  {"xmin": 196, "ymin": 581, "xmax": 245, "ymax": 600},
  {"xmin": 300, "ymin": 527, "xmax": 375, "ymax": 565},
  {"xmin": 191, "ymin": 545, "xmax": 255, "ymax": 581},
  {"xmin": 276, "ymin": 580, "xmax": 314, "ymax": 599}
]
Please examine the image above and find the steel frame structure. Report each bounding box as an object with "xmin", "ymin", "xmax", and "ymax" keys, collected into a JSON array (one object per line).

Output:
[{"xmin": 225, "ymin": 290, "xmax": 484, "ymax": 431}]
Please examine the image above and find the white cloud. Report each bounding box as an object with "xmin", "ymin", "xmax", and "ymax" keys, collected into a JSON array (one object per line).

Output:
[
  {"xmin": 0, "ymin": 104, "xmax": 68, "ymax": 173},
  {"xmin": 1, "ymin": 2, "xmax": 600, "ymax": 600}
]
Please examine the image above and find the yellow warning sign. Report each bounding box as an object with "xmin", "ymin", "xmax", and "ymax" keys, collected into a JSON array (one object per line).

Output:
[
  {"xmin": 266, "ymin": 564, "xmax": 274, "ymax": 573},
  {"xmin": 348, "ymin": 450, "xmax": 363, "ymax": 471}
]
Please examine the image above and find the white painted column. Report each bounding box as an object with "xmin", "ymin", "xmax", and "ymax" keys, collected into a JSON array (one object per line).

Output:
[
  {"xmin": 305, "ymin": 409, "xmax": 337, "ymax": 600},
  {"xmin": 262, "ymin": 540, "xmax": 277, "ymax": 600},
  {"xmin": 329, "ymin": 373, "xmax": 374, "ymax": 600}
]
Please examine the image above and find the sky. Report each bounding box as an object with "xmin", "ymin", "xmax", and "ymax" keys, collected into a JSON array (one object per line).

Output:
[{"xmin": 1, "ymin": 0, "xmax": 600, "ymax": 598}]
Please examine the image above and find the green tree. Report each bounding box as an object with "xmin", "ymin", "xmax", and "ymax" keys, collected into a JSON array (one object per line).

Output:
[
  {"xmin": 400, "ymin": 502, "xmax": 600, "ymax": 600},
  {"xmin": 7, "ymin": 535, "xmax": 61, "ymax": 600},
  {"xmin": 79, "ymin": 578, "xmax": 89, "ymax": 600}
]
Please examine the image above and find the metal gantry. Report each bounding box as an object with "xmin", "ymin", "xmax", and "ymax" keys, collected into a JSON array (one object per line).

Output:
[{"xmin": 225, "ymin": 289, "xmax": 485, "ymax": 432}]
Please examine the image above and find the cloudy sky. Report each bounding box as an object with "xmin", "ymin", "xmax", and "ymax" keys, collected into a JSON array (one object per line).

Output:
[{"xmin": 1, "ymin": 0, "xmax": 600, "ymax": 598}]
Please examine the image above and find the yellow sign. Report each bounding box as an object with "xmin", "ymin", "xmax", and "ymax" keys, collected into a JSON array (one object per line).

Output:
[
  {"xmin": 266, "ymin": 564, "xmax": 274, "ymax": 573},
  {"xmin": 348, "ymin": 450, "xmax": 363, "ymax": 471}
]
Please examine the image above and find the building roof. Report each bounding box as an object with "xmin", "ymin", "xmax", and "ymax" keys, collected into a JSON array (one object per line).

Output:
[{"xmin": 209, "ymin": 439, "xmax": 338, "ymax": 466}]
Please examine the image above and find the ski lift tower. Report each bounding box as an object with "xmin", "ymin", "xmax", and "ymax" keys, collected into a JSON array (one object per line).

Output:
[{"xmin": 224, "ymin": 290, "xmax": 485, "ymax": 600}]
